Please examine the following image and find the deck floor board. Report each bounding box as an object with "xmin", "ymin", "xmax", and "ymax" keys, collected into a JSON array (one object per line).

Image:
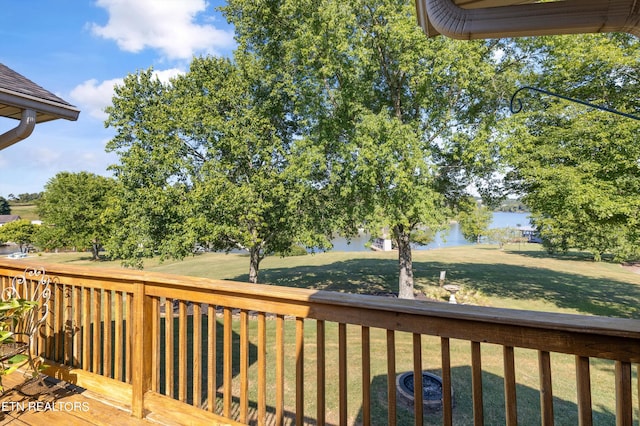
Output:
[{"xmin": 0, "ymin": 373, "xmax": 153, "ymax": 425}]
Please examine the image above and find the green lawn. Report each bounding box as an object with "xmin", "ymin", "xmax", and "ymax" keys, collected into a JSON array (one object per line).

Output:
[
  {"xmin": 31, "ymin": 244, "xmax": 640, "ymax": 424},
  {"xmin": 8, "ymin": 203, "xmax": 39, "ymax": 221},
  {"xmin": 36, "ymin": 243, "xmax": 640, "ymax": 318}
]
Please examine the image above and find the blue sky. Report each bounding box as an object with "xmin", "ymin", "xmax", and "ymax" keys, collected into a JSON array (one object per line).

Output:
[{"xmin": 0, "ymin": 0, "xmax": 235, "ymax": 197}]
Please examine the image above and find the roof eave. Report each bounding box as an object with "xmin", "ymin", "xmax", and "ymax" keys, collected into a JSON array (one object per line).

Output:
[
  {"xmin": 0, "ymin": 88, "xmax": 80, "ymax": 123},
  {"xmin": 416, "ymin": 0, "xmax": 640, "ymax": 39}
]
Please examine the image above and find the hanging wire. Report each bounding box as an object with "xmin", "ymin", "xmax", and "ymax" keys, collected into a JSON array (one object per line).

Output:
[{"xmin": 510, "ymin": 86, "xmax": 640, "ymax": 121}]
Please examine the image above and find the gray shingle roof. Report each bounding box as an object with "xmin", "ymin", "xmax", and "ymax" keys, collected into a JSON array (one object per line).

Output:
[
  {"xmin": 0, "ymin": 215, "xmax": 21, "ymax": 225},
  {"xmin": 0, "ymin": 63, "xmax": 79, "ymax": 123}
]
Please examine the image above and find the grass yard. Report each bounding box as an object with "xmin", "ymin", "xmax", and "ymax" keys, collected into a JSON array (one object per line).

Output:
[
  {"xmin": 166, "ymin": 314, "xmax": 627, "ymax": 425},
  {"xmin": 35, "ymin": 243, "xmax": 640, "ymax": 319},
  {"xmin": 8, "ymin": 203, "xmax": 39, "ymax": 221},
  {"xmin": 28, "ymin": 244, "xmax": 640, "ymax": 424}
]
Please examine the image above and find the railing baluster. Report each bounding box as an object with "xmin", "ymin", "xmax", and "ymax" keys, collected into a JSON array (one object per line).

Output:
[
  {"xmin": 165, "ymin": 298, "xmax": 174, "ymax": 398},
  {"xmin": 387, "ymin": 329, "xmax": 396, "ymax": 426},
  {"xmin": 538, "ymin": 350, "xmax": 554, "ymax": 426},
  {"xmin": 504, "ymin": 345, "xmax": 517, "ymax": 426},
  {"xmin": 92, "ymin": 288, "xmax": 102, "ymax": 373},
  {"xmin": 615, "ymin": 361, "xmax": 632, "ymax": 426},
  {"xmin": 151, "ymin": 296, "xmax": 160, "ymax": 392},
  {"xmin": 362, "ymin": 325, "xmax": 371, "ymax": 426},
  {"xmin": 192, "ymin": 302, "xmax": 202, "ymax": 407},
  {"xmin": 257, "ymin": 312, "xmax": 266, "ymax": 425},
  {"xmin": 55, "ymin": 280, "xmax": 64, "ymax": 362},
  {"xmin": 126, "ymin": 292, "xmax": 133, "ymax": 384},
  {"xmin": 179, "ymin": 300, "xmax": 187, "ymax": 403},
  {"xmin": 45, "ymin": 281, "xmax": 55, "ymax": 360},
  {"xmin": 575, "ymin": 355, "xmax": 592, "ymax": 426},
  {"xmin": 413, "ymin": 333, "xmax": 423, "ymax": 424},
  {"xmin": 223, "ymin": 307, "xmax": 232, "ymax": 418},
  {"xmin": 114, "ymin": 291, "xmax": 123, "ymax": 381},
  {"xmin": 131, "ymin": 282, "xmax": 153, "ymax": 418},
  {"xmin": 63, "ymin": 284, "xmax": 72, "ymax": 366},
  {"xmin": 72, "ymin": 285, "xmax": 81, "ymax": 368},
  {"xmin": 103, "ymin": 290, "xmax": 112, "ymax": 377},
  {"xmin": 441, "ymin": 337, "xmax": 453, "ymax": 426},
  {"xmin": 82, "ymin": 287, "xmax": 91, "ymax": 370},
  {"xmin": 207, "ymin": 304, "xmax": 216, "ymax": 413},
  {"xmin": 472, "ymin": 341, "xmax": 484, "ymax": 426},
  {"xmin": 317, "ymin": 319, "xmax": 326, "ymax": 426},
  {"xmin": 296, "ymin": 317, "xmax": 305, "ymax": 426},
  {"xmin": 276, "ymin": 314, "xmax": 285, "ymax": 426},
  {"xmin": 240, "ymin": 309, "xmax": 249, "ymax": 423},
  {"xmin": 339, "ymin": 322, "xmax": 348, "ymax": 425}
]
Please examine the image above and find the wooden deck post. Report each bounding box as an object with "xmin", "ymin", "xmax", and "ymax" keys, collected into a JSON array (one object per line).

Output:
[{"xmin": 132, "ymin": 281, "xmax": 153, "ymax": 418}]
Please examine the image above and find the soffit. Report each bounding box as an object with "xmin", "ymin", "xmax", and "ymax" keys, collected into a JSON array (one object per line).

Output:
[
  {"xmin": 0, "ymin": 63, "xmax": 79, "ymax": 124},
  {"xmin": 416, "ymin": 0, "xmax": 640, "ymax": 39}
]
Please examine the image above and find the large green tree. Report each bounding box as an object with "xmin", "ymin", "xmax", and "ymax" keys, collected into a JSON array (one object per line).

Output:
[
  {"xmin": 504, "ymin": 34, "xmax": 640, "ymax": 261},
  {"xmin": 104, "ymin": 58, "xmax": 328, "ymax": 282},
  {"xmin": 0, "ymin": 219, "xmax": 36, "ymax": 252},
  {"xmin": 38, "ymin": 172, "xmax": 115, "ymax": 260},
  {"xmin": 225, "ymin": 0, "xmax": 509, "ymax": 298},
  {"xmin": 458, "ymin": 198, "xmax": 493, "ymax": 244},
  {"xmin": 0, "ymin": 197, "xmax": 9, "ymax": 215}
]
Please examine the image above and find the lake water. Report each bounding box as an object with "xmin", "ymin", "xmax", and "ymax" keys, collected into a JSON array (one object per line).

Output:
[
  {"xmin": 1, "ymin": 212, "xmax": 532, "ymax": 256},
  {"xmin": 330, "ymin": 212, "xmax": 532, "ymax": 252}
]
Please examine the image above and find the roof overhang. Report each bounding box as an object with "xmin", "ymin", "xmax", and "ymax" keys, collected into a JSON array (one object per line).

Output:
[
  {"xmin": 0, "ymin": 88, "xmax": 80, "ymax": 124},
  {"xmin": 416, "ymin": 0, "xmax": 640, "ymax": 39},
  {"xmin": 0, "ymin": 63, "xmax": 80, "ymax": 151}
]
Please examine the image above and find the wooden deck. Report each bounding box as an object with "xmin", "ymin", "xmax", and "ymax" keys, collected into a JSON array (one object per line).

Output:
[
  {"xmin": 0, "ymin": 372, "xmax": 152, "ymax": 425},
  {"xmin": 1, "ymin": 262, "xmax": 639, "ymax": 425}
]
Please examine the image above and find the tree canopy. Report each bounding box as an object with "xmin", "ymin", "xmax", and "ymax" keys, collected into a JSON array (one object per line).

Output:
[
  {"xmin": 38, "ymin": 172, "xmax": 115, "ymax": 260},
  {"xmin": 503, "ymin": 34, "xmax": 640, "ymax": 261},
  {"xmin": 457, "ymin": 198, "xmax": 493, "ymax": 244},
  {"xmin": 0, "ymin": 197, "xmax": 9, "ymax": 215},
  {"xmin": 104, "ymin": 57, "xmax": 328, "ymax": 282},
  {"xmin": 0, "ymin": 219, "xmax": 36, "ymax": 253},
  {"xmin": 225, "ymin": 0, "xmax": 511, "ymax": 297}
]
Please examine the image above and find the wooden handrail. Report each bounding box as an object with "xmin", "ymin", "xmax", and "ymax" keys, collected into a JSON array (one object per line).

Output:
[{"xmin": 1, "ymin": 259, "xmax": 639, "ymax": 424}]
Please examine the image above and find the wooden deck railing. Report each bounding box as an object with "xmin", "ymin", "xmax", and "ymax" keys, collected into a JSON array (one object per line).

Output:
[{"xmin": 1, "ymin": 260, "xmax": 639, "ymax": 425}]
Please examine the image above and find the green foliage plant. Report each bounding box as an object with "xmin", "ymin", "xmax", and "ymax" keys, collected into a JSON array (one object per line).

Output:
[
  {"xmin": 38, "ymin": 172, "xmax": 115, "ymax": 260},
  {"xmin": 103, "ymin": 58, "xmax": 328, "ymax": 283},
  {"xmin": 486, "ymin": 227, "xmax": 521, "ymax": 250},
  {"xmin": 224, "ymin": 0, "xmax": 513, "ymax": 297},
  {"xmin": 457, "ymin": 197, "xmax": 493, "ymax": 243},
  {"xmin": 0, "ymin": 297, "xmax": 39, "ymax": 391},
  {"xmin": 503, "ymin": 34, "xmax": 640, "ymax": 262},
  {"xmin": 0, "ymin": 197, "xmax": 10, "ymax": 215},
  {"xmin": 0, "ymin": 219, "xmax": 37, "ymax": 253}
]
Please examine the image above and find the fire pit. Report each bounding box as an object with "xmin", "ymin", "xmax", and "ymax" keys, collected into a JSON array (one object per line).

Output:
[{"xmin": 396, "ymin": 371, "xmax": 453, "ymax": 412}]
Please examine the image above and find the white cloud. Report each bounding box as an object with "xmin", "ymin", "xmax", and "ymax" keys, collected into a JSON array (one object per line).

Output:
[
  {"xmin": 91, "ymin": 0, "xmax": 235, "ymax": 59},
  {"xmin": 153, "ymin": 68, "xmax": 185, "ymax": 84},
  {"xmin": 70, "ymin": 78, "xmax": 122, "ymax": 120},
  {"xmin": 70, "ymin": 68, "xmax": 184, "ymax": 120}
]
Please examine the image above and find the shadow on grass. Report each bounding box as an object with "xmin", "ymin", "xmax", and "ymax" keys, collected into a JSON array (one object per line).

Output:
[
  {"xmin": 232, "ymin": 259, "xmax": 401, "ymax": 294},
  {"xmin": 156, "ymin": 315, "xmax": 318, "ymax": 425},
  {"xmin": 509, "ymin": 249, "xmax": 611, "ymax": 262},
  {"xmin": 232, "ymin": 257, "xmax": 640, "ymax": 318},
  {"xmin": 157, "ymin": 314, "xmax": 258, "ymax": 404},
  {"xmin": 361, "ymin": 367, "xmax": 615, "ymax": 426}
]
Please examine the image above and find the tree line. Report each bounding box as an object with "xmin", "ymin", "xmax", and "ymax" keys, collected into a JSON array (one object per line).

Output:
[
  {"xmin": 0, "ymin": 193, "xmax": 42, "ymax": 214},
  {"xmin": 3, "ymin": 1, "xmax": 638, "ymax": 298}
]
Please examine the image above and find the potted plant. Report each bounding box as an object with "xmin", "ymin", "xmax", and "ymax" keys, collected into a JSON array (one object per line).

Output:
[{"xmin": 0, "ymin": 297, "xmax": 39, "ymax": 391}]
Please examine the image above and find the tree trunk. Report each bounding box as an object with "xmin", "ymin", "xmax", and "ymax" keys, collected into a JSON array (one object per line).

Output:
[
  {"xmin": 249, "ymin": 246, "xmax": 262, "ymax": 284},
  {"xmin": 396, "ymin": 227, "xmax": 415, "ymax": 299},
  {"xmin": 91, "ymin": 242, "xmax": 100, "ymax": 260}
]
